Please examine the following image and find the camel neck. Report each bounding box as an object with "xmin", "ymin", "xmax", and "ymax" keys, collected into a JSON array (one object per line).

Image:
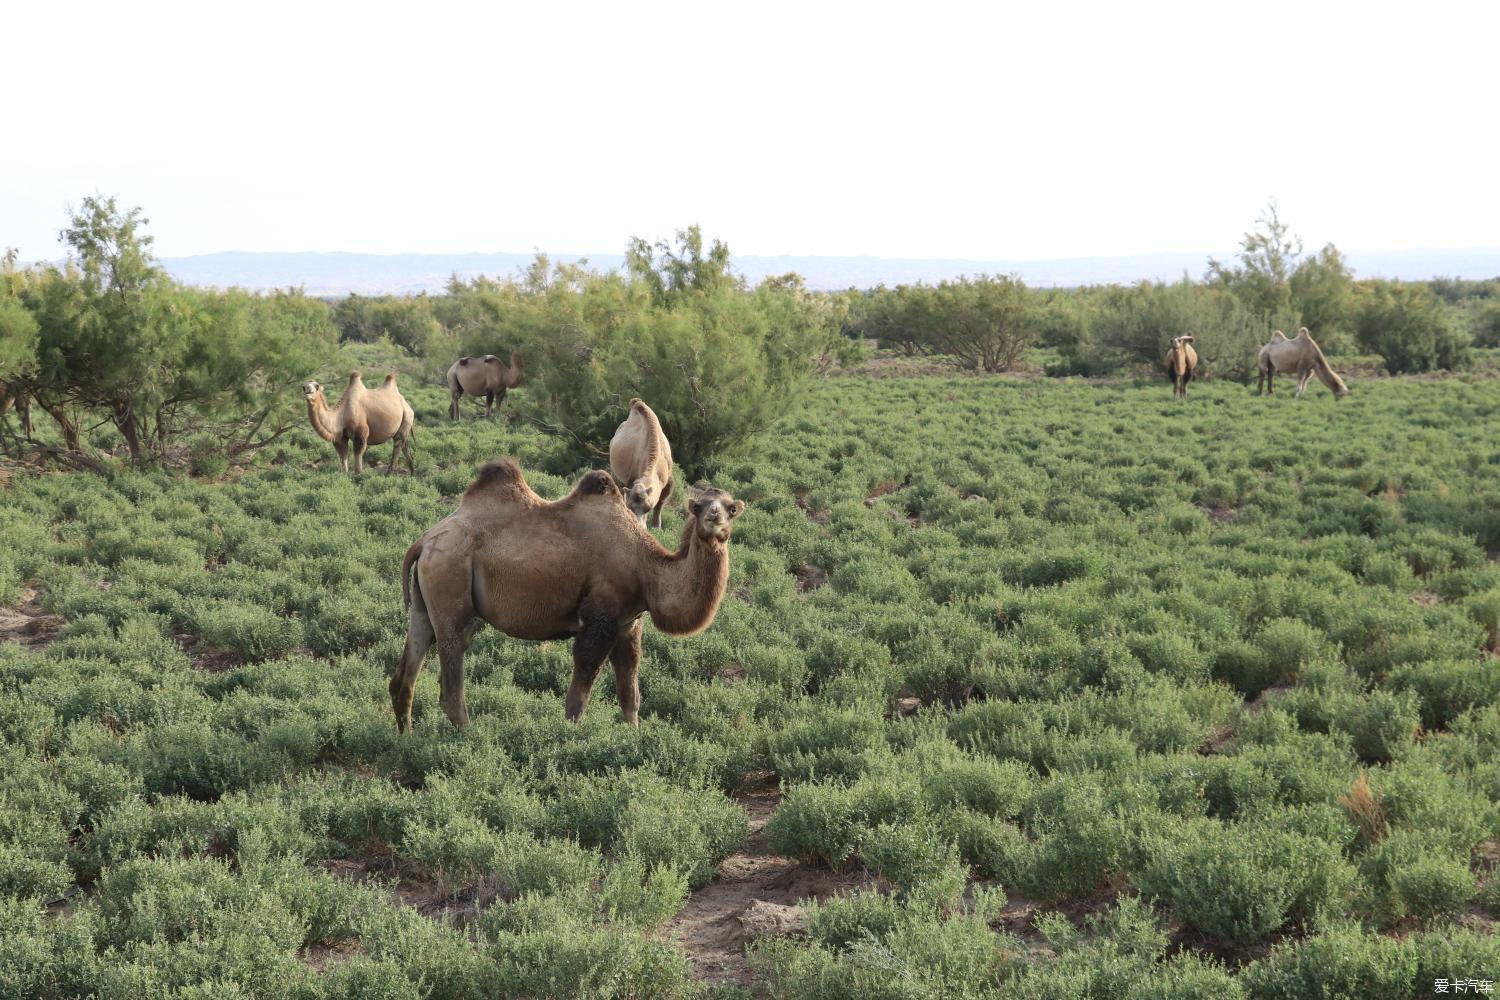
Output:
[
  {"xmin": 306, "ymin": 397, "xmax": 339, "ymax": 442},
  {"xmin": 645, "ymin": 525, "xmax": 729, "ymax": 635}
]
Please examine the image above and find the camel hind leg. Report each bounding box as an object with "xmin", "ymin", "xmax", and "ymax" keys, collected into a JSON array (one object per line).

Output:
[
  {"xmin": 449, "ymin": 387, "xmax": 462, "ymax": 421},
  {"xmin": 392, "ymin": 585, "xmax": 436, "ymax": 733}
]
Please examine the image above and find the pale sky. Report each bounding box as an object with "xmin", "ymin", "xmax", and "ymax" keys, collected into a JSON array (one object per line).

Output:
[{"xmin": 6, "ymin": 0, "xmax": 1497, "ymax": 262}]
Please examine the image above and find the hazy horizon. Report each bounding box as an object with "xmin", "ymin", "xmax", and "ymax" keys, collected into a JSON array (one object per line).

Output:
[{"xmin": 7, "ymin": 1, "xmax": 1498, "ymax": 264}]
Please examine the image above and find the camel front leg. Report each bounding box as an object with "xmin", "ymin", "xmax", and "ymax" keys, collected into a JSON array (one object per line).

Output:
[
  {"xmin": 434, "ymin": 621, "xmax": 475, "ymax": 730},
  {"xmin": 1295, "ymin": 366, "xmax": 1311, "ymax": 398},
  {"xmin": 650, "ymin": 477, "xmax": 673, "ymax": 530},
  {"xmin": 334, "ymin": 439, "xmax": 350, "ymax": 474},
  {"xmin": 610, "ymin": 618, "xmax": 644, "ymax": 726},
  {"xmin": 566, "ymin": 610, "xmax": 618, "ymax": 721},
  {"xmin": 351, "ymin": 432, "xmax": 368, "ymax": 474}
]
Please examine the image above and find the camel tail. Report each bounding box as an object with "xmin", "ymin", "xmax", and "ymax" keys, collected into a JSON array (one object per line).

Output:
[{"xmin": 402, "ymin": 540, "xmax": 423, "ymax": 609}]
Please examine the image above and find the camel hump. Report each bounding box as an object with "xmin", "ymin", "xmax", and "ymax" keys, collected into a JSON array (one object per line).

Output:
[
  {"xmin": 483, "ymin": 354, "xmax": 498, "ymax": 363},
  {"xmin": 384, "ymin": 373, "xmax": 397, "ymax": 385},
  {"xmin": 458, "ymin": 356, "xmax": 472, "ymax": 366},
  {"xmin": 629, "ymin": 399, "xmax": 660, "ymax": 427},
  {"xmin": 575, "ymin": 470, "xmax": 620, "ymax": 498},
  {"xmin": 347, "ymin": 370, "xmax": 362, "ymax": 382},
  {"xmin": 465, "ymin": 458, "xmax": 527, "ymax": 497}
]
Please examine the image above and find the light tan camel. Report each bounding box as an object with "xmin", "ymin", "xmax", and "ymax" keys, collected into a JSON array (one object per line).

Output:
[
  {"xmin": 1258, "ymin": 327, "xmax": 1348, "ymax": 398},
  {"xmin": 303, "ymin": 371, "xmax": 416, "ymax": 474},
  {"xmin": 393, "ymin": 458, "xmax": 744, "ymax": 731},
  {"xmin": 609, "ymin": 398, "xmax": 675, "ymax": 528},
  {"xmin": 1164, "ymin": 334, "xmax": 1198, "ymax": 399},
  {"xmin": 446, "ymin": 350, "xmax": 523, "ymax": 420}
]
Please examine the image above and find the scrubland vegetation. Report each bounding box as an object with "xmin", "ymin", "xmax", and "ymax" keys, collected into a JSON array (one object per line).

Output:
[
  {"xmin": 2, "ymin": 200, "xmax": 1499, "ymax": 997},
  {"xmin": 2, "ymin": 366, "xmax": 1499, "ymax": 997}
]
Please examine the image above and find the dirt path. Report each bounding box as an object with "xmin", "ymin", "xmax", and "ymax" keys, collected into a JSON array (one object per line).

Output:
[
  {"xmin": 0, "ymin": 586, "xmax": 62, "ymax": 650},
  {"xmin": 664, "ymin": 772, "xmax": 877, "ymax": 987}
]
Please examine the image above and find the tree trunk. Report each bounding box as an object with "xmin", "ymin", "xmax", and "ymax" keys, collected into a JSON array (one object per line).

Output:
[
  {"xmin": 113, "ymin": 400, "xmax": 144, "ymax": 462},
  {"xmin": 42, "ymin": 401, "xmax": 80, "ymax": 452}
]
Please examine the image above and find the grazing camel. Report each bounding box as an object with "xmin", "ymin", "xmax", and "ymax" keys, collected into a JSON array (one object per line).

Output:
[
  {"xmin": 446, "ymin": 350, "xmax": 523, "ymax": 420},
  {"xmin": 393, "ymin": 458, "xmax": 744, "ymax": 731},
  {"xmin": 609, "ymin": 398, "xmax": 675, "ymax": 528},
  {"xmin": 303, "ymin": 371, "xmax": 416, "ymax": 475},
  {"xmin": 1258, "ymin": 327, "xmax": 1348, "ymax": 398},
  {"xmin": 0, "ymin": 380, "xmax": 32, "ymax": 438},
  {"xmin": 1164, "ymin": 334, "xmax": 1198, "ymax": 399}
]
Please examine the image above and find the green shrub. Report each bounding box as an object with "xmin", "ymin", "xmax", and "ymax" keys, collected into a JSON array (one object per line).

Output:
[
  {"xmin": 859, "ymin": 820, "xmax": 966, "ymax": 903},
  {"xmin": 1362, "ymin": 831, "xmax": 1476, "ymax": 925},
  {"xmin": 1332, "ymin": 690, "xmax": 1421, "ymax": 762},
  {"xmin": 1138, "ymin": 819, "xmax": 1356, "ymax": 944},
  {"xmin": 188, "ymin": 600, "xmax": 304, "ymax": 660},
  {"xmin": 1241, "ymin": 924, "xmax": 1419, "ymax": 1000},
  {"xmin": 1388, "ymin": 658, "xmax": 1500, "ymax": 729}
]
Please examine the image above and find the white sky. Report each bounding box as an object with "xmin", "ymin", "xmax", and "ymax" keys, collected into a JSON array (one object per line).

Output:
[{"xmin": 5, "ymin": 0, "xmax": 1497, "ymax": 261}]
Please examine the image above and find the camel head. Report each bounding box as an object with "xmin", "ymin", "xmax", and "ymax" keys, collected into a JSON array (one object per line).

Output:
[
  {"xmin": 626, "ymin": 479, "xmax": 658, "ymax": 520},
  {"xmin": 687, "ymin": 487, "xmax": 745, "ymax": 544},
  {"xmin": 301, "ymin": 379, "xmax": 324, "ymax": 401}
]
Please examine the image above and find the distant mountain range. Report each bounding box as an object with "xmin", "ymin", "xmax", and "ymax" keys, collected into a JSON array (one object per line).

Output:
[{"xmin": 155, "ymin": 248, "xmax": 1500, "ymax": 296}]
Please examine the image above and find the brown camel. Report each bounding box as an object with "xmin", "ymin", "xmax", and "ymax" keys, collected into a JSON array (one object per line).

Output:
[
  {"xmin": 303, "ymin": 371, "xmax": 416, "ymax": 474},
  {"xmin": 393, "ymin": 458, "xmax": 744, "ymax": 731},
  {"xmin": 446, "ymin": 350, "xmax": 522, "ymax": 420},
  {"xmin": 1258, "ymin": 327, "xmax": 1348, "ymax": 398},
  {"xmin": 609, "ymin": 398, "xmax": 675, "ymax": 528},
  {"xmin": 1164, "ymin": 334, "xmax": 1198, "ymax": 399}
]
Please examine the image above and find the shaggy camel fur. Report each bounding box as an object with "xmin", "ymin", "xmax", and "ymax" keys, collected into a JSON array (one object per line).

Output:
[
  {"xmin": 1164, "ymin": 335, "xmax": 1198, "ymax": 399},
  {"xmin": 393, "ymin": 458, "xmax": 743, "ymax": 731},
  {"xmin": 1258, "ymin": 327, "xmax": 1348, "ymax": 398},
  {"xmin": 609, "ymin": 398, "xmax": 675, "ymax": 528},
  {"xmin": 303, "ymin": 371, "xmax": 416, "ymax": 474},
  {"xmin": 446, "ymin": 350, "xmax": 523, "ymax": 420}
]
